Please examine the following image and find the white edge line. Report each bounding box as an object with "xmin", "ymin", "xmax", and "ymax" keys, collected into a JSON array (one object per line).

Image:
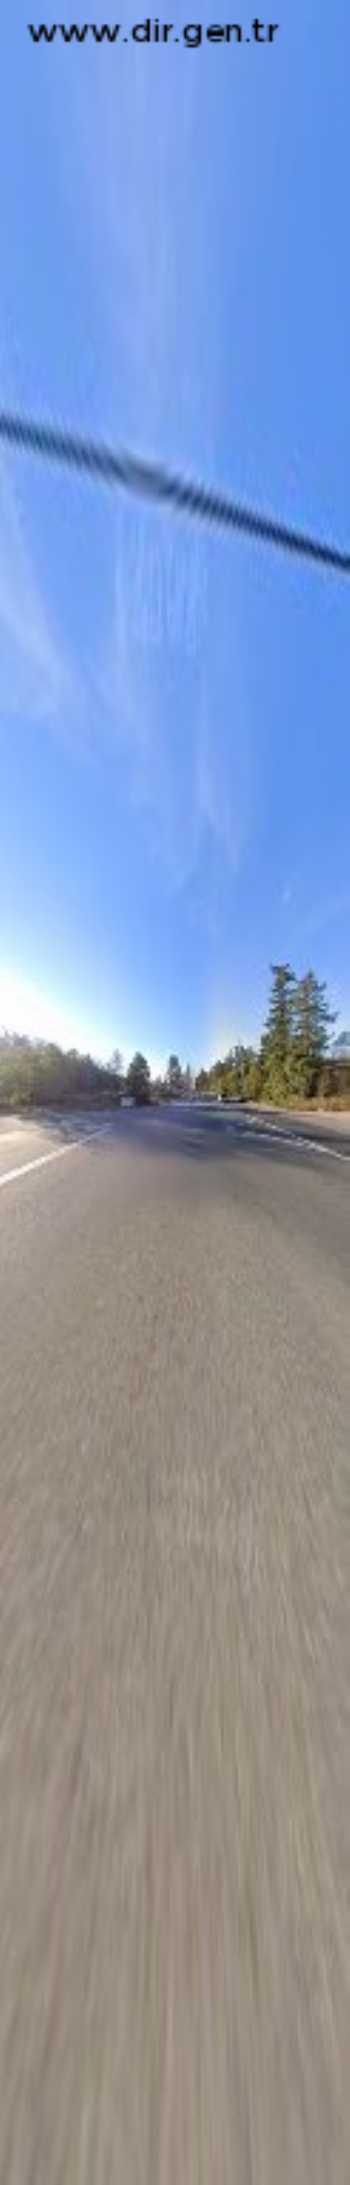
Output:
[
  {"xmin": 236, "ymin": 1126, "xmax": 350, "ymax": 1163},
  {"xmin": 0, "ymin": 1124, "xmax": 111, "ymax": 1192}
]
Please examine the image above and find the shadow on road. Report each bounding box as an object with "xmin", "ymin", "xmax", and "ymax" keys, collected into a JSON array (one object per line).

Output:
[
  {"xmin": 43, "ymin": 1108, "xmax": 350, "ymax": 1175},
  {"xmin": 5, "ymin": 1106, "xmax": 350, "ymax": 1171}
]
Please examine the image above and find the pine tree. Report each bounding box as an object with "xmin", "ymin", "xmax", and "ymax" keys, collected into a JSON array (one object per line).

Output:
[
  {"xmin": 290, "ymin": 972, "xmax": 336, "ymax": 1098},
  {"xmin": 126, "ymin": 1052, "xmax": 151, "ymax": 1104},
  {"xmin": 261, "ymin": 964, "xmax": 296, "ymax": 1101},
  {"xmin": 183, "ymin": 1063, "xmax": 194, "ymax": 1097},
  {"xmin": 166, "ymin": 1054, "xmax": 184, "ymax": 1097}
]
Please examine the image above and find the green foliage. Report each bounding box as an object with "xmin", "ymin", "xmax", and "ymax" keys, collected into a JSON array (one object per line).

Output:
[
  {"xmin": 193, "ymin": 964, "xmax": 337, "ymax": 1110},
  {"xmin": 260, "ymin": 963, "xmax": 295, "ymax": 1102},
  {"xmin": 288, "ymin": 972, "xmax": 336, "ymax": 1099},
  {"xmin": 0, "ymin": 1031, "xmax": 122, "ymax": 1111},
  {"xmin": 195, "ymin": 1045, "xmax": 263, "ymax": 1102},
  {"xmin": 240, "ymin": 1051, "xmax": 263, "ymax": 1101},
  {"xmin": 183, "ymin": 1063, "xmax": 194, "ymax": 1096},
  {"xmin": 0, "ymin": 966, "xmax": 341, "ymax": 1115},
  {"xmin": 166, "ymin": 1053, "xmax": 184, "ymax": 1096},
  {"xmin": 260, "ymin": 963, "xmax": 336, "ymax": 1104},
  {"xmin": 108, "ymin": 1049, "xmax": 123, "ymax": 1086},
  {"xmin": 126, "ymin": 1052, "xmax": 151, "ymax": 1104},
  {"xmin": 151, "ymin": 1075, "xmax": 165, "ymax": 1102},
  {"xmin": 318, "ymin": 1058, "xmax": 350, "ymax": 1106}
]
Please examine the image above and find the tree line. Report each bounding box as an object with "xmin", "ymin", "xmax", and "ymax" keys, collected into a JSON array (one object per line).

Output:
[
  {"xmin": 0, "ymin": 965, "xmax": 349, "ymax": 1112},
  {"xmin": 195, "ymin": 966, "xmax": 349, "ymax": 1107}
]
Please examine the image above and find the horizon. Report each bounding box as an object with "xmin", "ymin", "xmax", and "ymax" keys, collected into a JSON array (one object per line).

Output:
[{"xmin": 0, "ymin": 956, "xmax": 347, "ymax": 1078}]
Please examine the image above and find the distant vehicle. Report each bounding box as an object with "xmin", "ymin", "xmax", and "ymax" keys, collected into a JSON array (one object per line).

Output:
[{"xmin": 121, "ymin": 1095, "xmax": 135, "ymax": 1107}]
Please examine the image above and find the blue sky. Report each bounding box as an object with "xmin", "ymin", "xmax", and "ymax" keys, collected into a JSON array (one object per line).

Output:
[{"xmin": 0, "ymin": 1, "xmax": 349, "ymax": 1069}]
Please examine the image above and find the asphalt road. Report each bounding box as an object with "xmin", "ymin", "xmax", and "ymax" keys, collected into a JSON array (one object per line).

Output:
[{"xmin": 0, "ymin": 1103, "xmax": 349, "ymax": 2184}]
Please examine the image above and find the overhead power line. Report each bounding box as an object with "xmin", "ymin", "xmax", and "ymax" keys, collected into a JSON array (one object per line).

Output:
[{"xmin": 0, "ymin": 409, "xmax": 349, "ymax": 577}]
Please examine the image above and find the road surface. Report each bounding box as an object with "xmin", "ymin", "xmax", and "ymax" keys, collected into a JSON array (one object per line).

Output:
[{"xmin": 0, "ymin": 1103, "xmax": 349, "ymax": 2184}]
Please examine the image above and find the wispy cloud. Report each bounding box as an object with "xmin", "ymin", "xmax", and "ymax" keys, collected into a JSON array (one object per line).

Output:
[
  {"xmin": 62, "ymin": 56, "xmax": 255, "ymax": 899},
  {"xmin": 97, "ymin": 496, "xmax": 208, "ymax": 888},
  {"xmin": 0, "ymin": 456, "xmax": 82, "ymax": 728}
]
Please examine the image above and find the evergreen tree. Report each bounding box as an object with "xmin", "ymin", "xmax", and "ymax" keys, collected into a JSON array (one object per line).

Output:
[
  {"xmin": 108, "ymin": 1048, "xmax": 123, "ymax": 1078},
  {"xmin": 232, "ymin": 1043, "xmax": 248, "ymax": 1098},
  {"xmin": 261, "ymin": 964, "xmax": 296, "ymax": 1101},
  {"xmin": 166, "ymin": 1054, "xmax": 184, "ymax": 1097},
  {"xmin": 126, "ymin": 1052, "xmax": 151, "ymax": 1104},
  {"xmin": 183, "ymin": 1063, "xmax": 194, "ymax": 1097},
  {"xmin": 290, "ymin": 972, "xmax": 336, "ymax": 1098}
]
